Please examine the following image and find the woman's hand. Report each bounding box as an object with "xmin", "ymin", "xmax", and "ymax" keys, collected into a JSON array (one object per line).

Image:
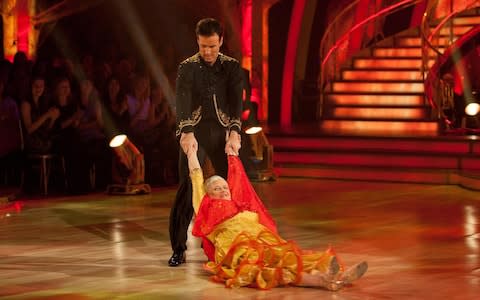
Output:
[
  {"xmin": 180, "ymin": 132, "xmax": 198, "ymax": 155},
  {"xmin": 49, "ymin": 107, "xmax": 60, "ymax": 121},
  {"xmin": 186, "ymin": 143, "xmax": 200, "ymax": 171}
]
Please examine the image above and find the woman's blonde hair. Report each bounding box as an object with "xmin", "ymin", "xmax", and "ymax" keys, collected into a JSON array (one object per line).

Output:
[{"xmin": 204, "ymin": 175, "xmax": 226, "ymax": 192}]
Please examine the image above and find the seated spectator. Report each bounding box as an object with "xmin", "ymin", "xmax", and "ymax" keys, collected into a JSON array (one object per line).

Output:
[
  {"xmin": 20, "ymin": 75, "xmax": 59, "ymax": 154},
  {"xmin": 0, "ymin": 66, "xmax": 22, "ymax": 186},
  {"xmin": 143, "ymin": 83, "xmax": 178, "ymax": 185},
  {"xmin": 148, "ymin": 83, "xmax": 176, "ymax": 131},
  {"xmin": 127, "ymin": 73, "xmax": 152, "ymax": 142},
  {"xmin": 6, "ymin": 51, "xmax": 32, "ymax": 104},
  {"xmin": 77, "ymin": 78, "xmax": 105, "ymax": 141},
  {"xmin": 51, "ymin": 77, "xmax": 81, "ymax": 134},
  {"xmin": 76, "ymin": 77, "xmax": 109, "ymax": 190},
  {"xmin": 0, "ymin": 77, "xmax": 21, "ymax": 157},
  {"xmin": 50, "ymin": 77, "xmax": 88, "ymax": 194},
  {"xmin": 102, "ymin": 76, "xmax": 130, "ymax": 138}
]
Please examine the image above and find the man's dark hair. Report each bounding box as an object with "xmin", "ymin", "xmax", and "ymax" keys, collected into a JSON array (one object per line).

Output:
[{"xmin": 196, "ymin": 18, "xmax": 223, "ymax": 39}]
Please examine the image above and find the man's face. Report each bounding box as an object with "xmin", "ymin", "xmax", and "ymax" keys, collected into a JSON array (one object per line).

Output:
[{"xmin": 197, "ymin": 33, "xmax": 223, "ymax": 65}]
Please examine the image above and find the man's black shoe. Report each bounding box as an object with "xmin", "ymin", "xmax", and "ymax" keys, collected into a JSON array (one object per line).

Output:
[{"xmin": 168, "ymin": 252, "xmax": 186, "ymax": 267}]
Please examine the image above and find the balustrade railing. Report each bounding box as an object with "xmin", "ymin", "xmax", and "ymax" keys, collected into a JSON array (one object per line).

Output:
[
  {"xmin": 319, "ymin": 0, "xmax": 423, "ymax": 118},
  {"xmin": 421, "ymin": 0, "xmax": 480, "ymax": 120}
]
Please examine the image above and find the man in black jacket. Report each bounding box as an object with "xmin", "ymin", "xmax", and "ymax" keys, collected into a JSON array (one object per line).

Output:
[{"xmin": 168, "ymin": 18, "xmax": 243, "ymax": 266}]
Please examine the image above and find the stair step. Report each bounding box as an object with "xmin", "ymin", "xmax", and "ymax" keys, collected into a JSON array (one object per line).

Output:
[
  {"xmin": 372, "ymin": 47, "xmax": 446, "ymax": 58},
  {"xmin": 274, "ymin": 151, "xmax": 480, "ymax": 171},
  {"xmin": 273, "ymin": 165, "xmax": 479, "ymax": 187},
  {"xmin": 474, "ymin": 143, "xmax": 480, "ymax": 154},
  {"xmin": 456, "ymin": 7, "xmax": 480, "ymax": 17},
  {"xmin": 268, "ymin": 136, "xmax": 473, "ymax": 154},
  {"xmin": 326, "ymin": 93, "xmax": 425, "ymax": 106},
  {"xmin": 332, "ymin": 81, "xmax": 424, "ymax": 93},
  {"xmin": 331, "ymin": 107, "xmax": 427, "ymax": 119},
  {"xmin": 396, "ymin": 36, "xmax": 451, "ymax": 46},
  {"xmin": 373, "ymin": 47, "xmax": 422, "ymax": 57},
  {"xmin": 394, "ymin": 27, "xmax": 420, "ymax": 37},
  {"xmin": 353, "ymin": 58, "xmax": 426, "ymax": 69},
  {"xmin": 439, "ymin": 25, "xmax": 473, "ymax": 35},
  {"xmin": 266, "ymin": 127, "xmax": 480, "ymax": 188},
  {"xmin": 321, "ymin": 120, "xmax": 438, "ymax": 136},
  {"xmin": 273, "ymin": 151, "xmax": 461, "ymax": 169},
  {"xmin": 342, "ymin": 69, "xmax": 423, "ymax": 81},
  {"xmin": 453, "ymin": 15, "xmax": 480, "ymax": 25}
]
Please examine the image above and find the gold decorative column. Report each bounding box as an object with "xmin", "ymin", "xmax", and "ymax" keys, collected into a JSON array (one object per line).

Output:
[
  {"xmin": 28, "ymin": 0, "xmax": 37, "ymax": 58},
  {"xmin": 1, "ymin": 0, "xmax": 37, "ymax": 60},
  {"xmin": 251, "ymin": 0, "xmax": 279, "ymax": 121},
  {"xmin": 1, "ymin": 0, "xmax": 17, "ymax": 59}
]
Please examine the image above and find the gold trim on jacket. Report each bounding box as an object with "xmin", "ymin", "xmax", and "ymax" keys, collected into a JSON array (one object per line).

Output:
[
  {"xmin": 176, "ymin": 106, "xmax": 202, "ymax": 136},
  {"xmin": 213, "ymin": 94, "xmax": 241, "ymax": 131}
]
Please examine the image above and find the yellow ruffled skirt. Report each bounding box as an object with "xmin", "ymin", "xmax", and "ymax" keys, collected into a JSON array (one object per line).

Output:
[{"xmin": 204, "ymin": 230, "xmax": 338, "ymax": 289}]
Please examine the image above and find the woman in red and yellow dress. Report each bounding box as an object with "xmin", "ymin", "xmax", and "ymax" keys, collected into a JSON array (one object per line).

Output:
[{"xmin": 188, "ymin": 148, "xmax": 367, "ymax": 290}]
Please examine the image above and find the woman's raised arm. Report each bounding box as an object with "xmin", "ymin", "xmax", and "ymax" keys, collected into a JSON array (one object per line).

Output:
[{"xmin": 187, "ymin": 149, "xmax": 205, "ymax": 214}]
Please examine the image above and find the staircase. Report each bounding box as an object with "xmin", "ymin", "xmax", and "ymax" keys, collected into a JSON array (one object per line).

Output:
[
  {"xmin": 321, "ymin": 12, "xmax": 480, "ymax": 136},
  {"xmin": 268, "ymin": 131, "xmax": 480, "ymax": 190},
  {"xmin": 268, "ymin": 9, "xmax": 480, "ymax": 190}
]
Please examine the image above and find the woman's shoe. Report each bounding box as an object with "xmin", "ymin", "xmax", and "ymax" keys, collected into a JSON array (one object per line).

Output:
[
  {"xmin": 316, "ymin": 273, "xmax": 344, "ymax": 291},
  {"xmin": 327, "ymin": 256, "xmax": 340, "ymax": 276},
  {"xmin": 341, "ymin": 261, "xmax": 368, "ymax": 284}
]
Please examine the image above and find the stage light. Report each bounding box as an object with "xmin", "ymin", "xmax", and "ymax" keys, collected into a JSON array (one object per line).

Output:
[
  {"xmin": 245, "ymin": 123, "xmax": 262, "ymax": 135},
  {"xmin": 240, "ymin": 130, "xmax": 275, "ymax": 182},
  {"xmin": 243, "ymin": 100, "xmax": 263, "ymax": 135},
  {"xmin": 465, "ymin": 103, "xmax": 480, "ymax": 116},
  {"xmin": 107, "ymin": 134, "xmax": 151, "ymax": 195}
]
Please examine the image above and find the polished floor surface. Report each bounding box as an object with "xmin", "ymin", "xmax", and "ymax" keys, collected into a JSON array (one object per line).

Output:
[{"xmin": 1, "ymin": 179, "xmax": 479, "ymax": 299}]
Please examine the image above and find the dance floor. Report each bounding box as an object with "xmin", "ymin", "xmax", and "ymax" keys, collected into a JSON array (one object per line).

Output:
[{"xmin": 1, "ymin": 178, "xmax": 479, "ymax": 299}]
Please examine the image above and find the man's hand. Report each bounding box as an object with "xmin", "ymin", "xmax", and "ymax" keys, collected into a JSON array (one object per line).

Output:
[
  {"xmin": 225, "ymin": 130, "xmax": 241, "ymax": 156},
  {"xmin": 180, "ymin": 132, "xmax": 198, "ymax": 156}
]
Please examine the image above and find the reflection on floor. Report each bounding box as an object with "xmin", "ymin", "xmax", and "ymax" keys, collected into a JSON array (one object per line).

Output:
[{"xmin": 0, "ymin": 178, "xmax": 479, "ymax": 299}]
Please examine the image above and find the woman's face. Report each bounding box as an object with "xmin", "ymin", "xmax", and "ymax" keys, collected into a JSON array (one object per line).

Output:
[
  {"xmin": 80, "ymin": 79, "xmax": 93, "ymax": 97},
  {"xmin": 151, "ymin": 86, "xmax": 164, "ymax": 104},
  {"xmin": 134, "ymin": 77, "xmax": 149, "ymax": 97},
  {"xmin": 108, "ymin": 78, "xmax": 120, "ymax": 99},
  {"xmin": 31, "ymin": 79, "xmax": 45, "ymax": 99},
  {"xmin": 56, "ymin": 80, "xmax": 71, "ymax": 105},
  {"xmin": 207, "ymin": 178, "xmax": 231, "ymax": 200}
]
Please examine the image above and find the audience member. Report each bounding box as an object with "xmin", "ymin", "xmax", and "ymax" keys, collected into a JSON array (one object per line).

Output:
[
  {"xmin": 102, "ymin": 76, "xmax": 130, "ymax": 138},
  {"xmin": 50, "ymin": 77, "xmax": 87, "ymax": 194},
  {"xmin": 126, "ymin": 73, "xmax": 152, "ymax": 145},
  {"xmin": 76, "ymin": 77, "xmax": 110, "ymax": 190},
  {"xmin": 0, "ymin": 65, "xmax": 22, "ymax": 185},
  {"xmin": 0, "ymin": 46, "xmax": 181, "ymax": 193},
  {"xmin": 143, "ymin": 83, "xmax": 178, "ymax": 185},
  {"xmin": 0, "ymin": 68, "xmax": 21, "ymax": 158},
  {"xmin": 20, "ymin": 75, "xmax": 59, "ymax": 154}
]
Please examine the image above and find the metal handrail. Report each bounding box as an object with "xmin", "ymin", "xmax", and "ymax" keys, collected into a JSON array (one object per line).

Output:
[
  {"xmin": 319, "ymin": 0, "xmax": 362, "ymax": 64},
  {"xmin": 421, "ymin": 0, "xmax": 480, "ymax": 116},
  {"xmin": 318, "ymin": 0, "xmax": 422, "ymax": 119}
]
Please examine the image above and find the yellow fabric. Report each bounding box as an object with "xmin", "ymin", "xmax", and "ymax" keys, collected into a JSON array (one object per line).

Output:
[
  {"xmin": 190, "ymin": 168, "xmax": 336, "ymax": 288},
  {"xmin": 208, "ymin": 211, "xmax": 266, "ymax": 262},
  {"xmin": 190, "ymin": 168, "xmax": 205, "ymax": 214},
  {"xmin": 205, "ymin": 228, "xmax": 335, "ymax": 289}
]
